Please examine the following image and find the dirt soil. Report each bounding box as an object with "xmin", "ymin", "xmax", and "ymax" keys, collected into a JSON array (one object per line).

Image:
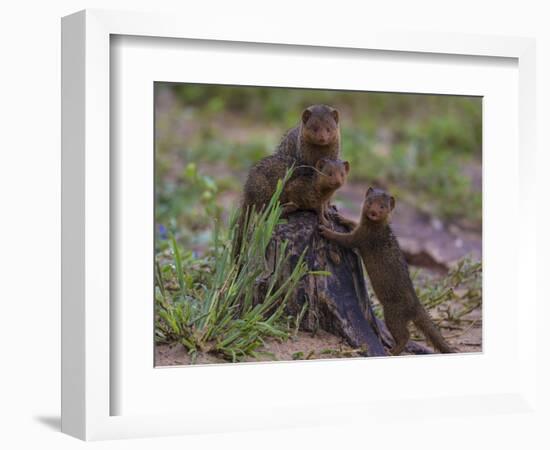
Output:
[
  {"xmin": 155, "ymin": 317, "xmax": 481, "ymax": 367},
  {"xmin": 156, "ymin": 330, "xmax": 357, "ymax": 366}
]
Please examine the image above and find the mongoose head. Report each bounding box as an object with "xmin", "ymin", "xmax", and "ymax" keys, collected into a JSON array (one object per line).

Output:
[
  {"xmin": 361, "ymin": 187, "xmax": 395, "ymax": 223},
  {"xmin": 315, "ymin": 158, "xmax": 350, "ymax": 191},
  {"xmin": 301, "ymin": 105, "xmax": 340, "ymax": 146}
]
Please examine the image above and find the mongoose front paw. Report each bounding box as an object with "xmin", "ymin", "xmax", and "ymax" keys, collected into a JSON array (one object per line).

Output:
[
  {"xmin": 333, "ymin": 213, "xmax": 353, "ymax": 228},
  {"xmin": 320, "ymin": 216, "xmax": 331, "ymax": 228},
  {"xmin": 318, "ymin": 225, "xmax": 329, "ymax": 237}
]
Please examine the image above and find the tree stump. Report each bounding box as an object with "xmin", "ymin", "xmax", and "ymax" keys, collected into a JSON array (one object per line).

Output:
[{"xmin": 257, "ymin": 210, "xmax": 432, "ymax": 356}]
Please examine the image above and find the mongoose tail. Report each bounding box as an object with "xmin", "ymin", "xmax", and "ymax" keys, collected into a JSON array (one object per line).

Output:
[{"xmin": 413, "ymin": 306, "xmax": 455, "ymax": 354}]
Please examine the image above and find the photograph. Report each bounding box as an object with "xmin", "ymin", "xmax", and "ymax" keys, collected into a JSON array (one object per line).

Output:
[{"xmin": 153, "ymin": 83, "xmax": 483, "ymax": 366}]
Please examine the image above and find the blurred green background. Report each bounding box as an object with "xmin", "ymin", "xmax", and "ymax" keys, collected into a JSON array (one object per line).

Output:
[{"xmin": 155, "ymin": 83, "xmax": 482, "ymax": 255}]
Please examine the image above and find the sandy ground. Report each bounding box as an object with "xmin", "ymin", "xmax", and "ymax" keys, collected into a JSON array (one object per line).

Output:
[
  {"xmin": 155, "ymin": 330, "xmax": 356, "ymax": 366},
  {"xmin": 155, "ymin": 311, "xmax": 482, "ymax": 367}
]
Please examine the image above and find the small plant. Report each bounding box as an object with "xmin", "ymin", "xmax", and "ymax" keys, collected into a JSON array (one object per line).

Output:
[
  {"xmin": 155, "ymin": 172, "xmax": 312, "ymax": 363},
  {"xmin": 415, "ymin": 257, "xmax": 482, "ymax": 324},
  {"xmin": 155, "ymin": 163, "xmax": 222, "ymax": 250},
  {"xmin": 342, "ymin": 124, "xmax": 482, "ymax": 226}
]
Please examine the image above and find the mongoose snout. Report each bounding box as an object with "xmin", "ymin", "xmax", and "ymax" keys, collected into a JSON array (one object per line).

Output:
[{"xmin": 362, "ymin": 187, "xmax": 395, "ymax": 223}]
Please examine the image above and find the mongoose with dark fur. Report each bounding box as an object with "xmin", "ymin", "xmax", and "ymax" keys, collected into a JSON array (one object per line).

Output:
[
  {"xmin": 276, "ymin": 104, "xmax": 341, "ymax": 166},
  {"xmin": 319, "ymin": 187, "xmax": 455, "ymax": 355},
  {"xmin": 280, "ymin": 158, "xmax": 350, "ymax": 226},
  {"xmin": 234, "ymin": 105, "xmax": 342, "ymax": 258},
  {"xmin": 233, "ymin": 154, "xmax": 293, "ymax": 259},
  {"xmin": 242, "ymin": 104, "xmax": 341, "ymax": 215},
  {"xmin": 241, "ymin": 157, "xmax": 348, "ymax": 225},
  {"xmin": 240, "ymin": 154, "xmax": 296, "ymax": 217}
]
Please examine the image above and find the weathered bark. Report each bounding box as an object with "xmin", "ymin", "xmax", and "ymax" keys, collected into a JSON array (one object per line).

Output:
[{"xmin": 257, "ymin": 210, "xmax": 431, "ymax": 356}]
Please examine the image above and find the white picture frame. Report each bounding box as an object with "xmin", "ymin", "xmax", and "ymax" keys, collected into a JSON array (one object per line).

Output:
[{"xmin": 61, "ymin": 9, "xmax": 537, "ymax": 441}]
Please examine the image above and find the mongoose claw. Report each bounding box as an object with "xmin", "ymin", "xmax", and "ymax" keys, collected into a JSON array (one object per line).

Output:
[
  {"xmin": 333, "ymin": 213, "xmax": 348, "ymax": 226},
  {"xmin": 318, "ymin": 225, "xmax": 329, "ymax": 237},
  {"xmin": 319, "ymin": 214, "xmax": 331, "ymax": 228}
]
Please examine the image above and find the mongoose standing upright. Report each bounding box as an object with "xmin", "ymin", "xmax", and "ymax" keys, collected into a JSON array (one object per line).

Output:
[
  {"xmin": 319, "ymin": 187, "xmax": 455, "ymax": 355},
  {"xmin": 280, "ymin": 158, "xmax": 350, "ymax": 226},
  {"xmin": 276, "ymin": 104, "xmax": 341, "ymax": 167}
]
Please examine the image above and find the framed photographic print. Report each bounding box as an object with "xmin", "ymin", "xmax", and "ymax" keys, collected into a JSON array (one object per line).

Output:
[
  {"xmin": 61, "ymin": 9, "xmax": 537, "ymax": 441},
  {"xmin": 153, "ymin": 82, "xmax": 482, "ymax": 366}
]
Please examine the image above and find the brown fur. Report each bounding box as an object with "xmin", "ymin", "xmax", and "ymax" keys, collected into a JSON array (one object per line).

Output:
[
  {"xmin": 234, "ymin": 105, "xmax": 342, "ymax": 260},
  {"xmin": 280, "ymin": 159, "xmax": 350, "ymax": 226},
  {"xmin": 319, "ymin": 187, "xmax": 455, "ymax": 355},
  {"xmin": 241, "ymin": 154, "xmax": 294, "ymax": 216},
  {"xmin": 276, "ymin": 104, "xmax": 341, "ymax": 166}
]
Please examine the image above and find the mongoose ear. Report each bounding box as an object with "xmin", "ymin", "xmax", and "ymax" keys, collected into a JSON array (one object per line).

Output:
[
  {"xmin": 302, "ymin": 108, "xmax": 312, "ymax": 124},
  {"xmin": 331, "ymin": 109, "xmax": 339, "ymax": 123},
  {"xmin": 389, "ymin": 196, "xmax": 396, "ymax": 210},
  {"xmin": 343, "ymin": 160, "xmax": 350, "ymax": 174},
  {"xmin": 315, "ymin": 158, "xmax": 327, "ymax": 171},
  {"xmin": 365, "ymin": 186, "xmax": 374, "ymax": 197}
]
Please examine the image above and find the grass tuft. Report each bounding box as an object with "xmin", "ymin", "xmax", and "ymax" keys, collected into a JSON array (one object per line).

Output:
[{"xmin": 155, "ymin": 170, "xmax": 312, "ymax": 362}]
